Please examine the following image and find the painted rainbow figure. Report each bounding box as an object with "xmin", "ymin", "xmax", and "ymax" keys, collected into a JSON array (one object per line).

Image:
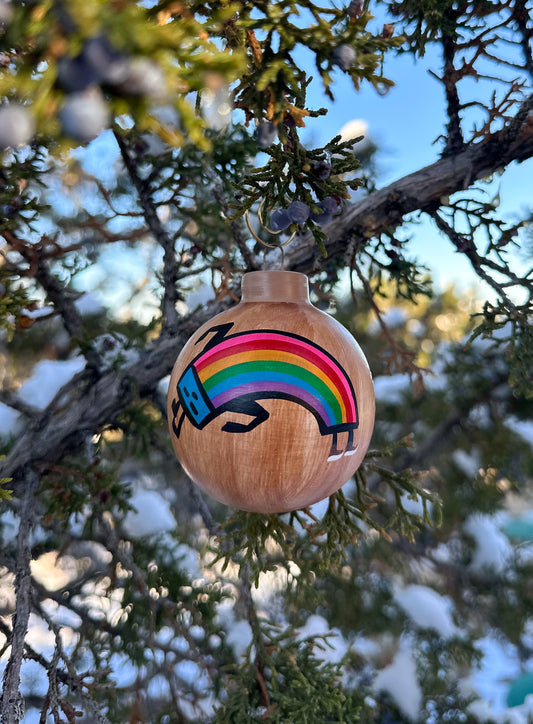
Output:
[{"xmin": 170, "ymin": 323, "xmax": 359, "ymax": 461}]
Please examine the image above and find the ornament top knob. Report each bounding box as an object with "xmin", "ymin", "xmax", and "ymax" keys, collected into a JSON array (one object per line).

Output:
[{"xmin": 241, "ymin": 270, "xmax": 309, "ymax": 303}]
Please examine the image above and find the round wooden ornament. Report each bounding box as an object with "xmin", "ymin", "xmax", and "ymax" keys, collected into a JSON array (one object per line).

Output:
[{"xmin": 167, "ymin": 270, "xmax": 375, "ymax": 513}]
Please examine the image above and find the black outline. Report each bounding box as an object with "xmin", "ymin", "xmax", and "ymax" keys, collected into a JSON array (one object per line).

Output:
[{"xmin": 170, "ymin": 324, "xmax": 360, "ymax": 458}]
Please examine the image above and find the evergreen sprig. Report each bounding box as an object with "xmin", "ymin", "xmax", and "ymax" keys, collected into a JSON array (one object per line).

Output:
[
  {"xmin": 232, "ymin": 133, "xmax": 364, "ymax": 255},
  {"xmin": 39, "ymin": 456, "xmax": 129, "ymax": 526},
  {"xmin": 468, "ymin": 299, "xmax": 533, "ymax": 400},
  {"xmin": 0, "ymin": 0, "xmax": 244, "ymax": 149},
  {"xmin": 213, "ymin": 439, "xmax": 442, "ymax": 586},
  {"xmin": 228, "ymin": 0, "xmax": 402, "ymax": 121},
  {"xmin": 0, "ymin": 272, "xmax": 38, "ymax": 341},
  {"xmin": 213, "ymin": 620, "xmax": 360, "ymax": 723},
  {"xmin": 0, "ymin": 458, "xmax": 12, "ymax": 501}
]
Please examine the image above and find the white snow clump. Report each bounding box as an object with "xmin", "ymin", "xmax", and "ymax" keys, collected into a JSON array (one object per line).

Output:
[
  {"xmin": 373, "ymin": 641, "xmax": 422, "ymax": 722},
  {"xmin": 394, "ymin": 584, "xmax": 459, "ymax": 639},
  {"xmin": 464, "ymin": 513, "xmax": 513, "ymax": 573}
]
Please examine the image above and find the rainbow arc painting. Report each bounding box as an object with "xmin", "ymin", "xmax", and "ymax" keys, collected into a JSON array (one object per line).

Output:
[{"xmin": 170, "ymin": 323, "xmax": 359, "ymax": 461}]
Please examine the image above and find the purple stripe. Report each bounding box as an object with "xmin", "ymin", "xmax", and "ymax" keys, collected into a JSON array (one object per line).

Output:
[{"xmin": 211, "ymin": 381, "xmax": 329, "ymax": 426}]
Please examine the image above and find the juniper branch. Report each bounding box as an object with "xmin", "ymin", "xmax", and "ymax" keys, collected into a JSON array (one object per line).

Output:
[
  {"xmin": 283, "ymin": 117, "xmax": 533, "ymax": 275},
  {"xmin": 0, "ymin": 468, "xmax": 39, "ymax": 724},
  {"xmin": 429, "ymin": 210, "xmax": 525, "ymax": 309},
  {"xmin": 441, "ymin": 10, "xmax": 465, "ymax": 155}
]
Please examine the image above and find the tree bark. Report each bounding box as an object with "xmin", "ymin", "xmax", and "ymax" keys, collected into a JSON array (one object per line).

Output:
[{"xmin": 0, "ymin": 469, "xmax": 38, "ymax": 724}]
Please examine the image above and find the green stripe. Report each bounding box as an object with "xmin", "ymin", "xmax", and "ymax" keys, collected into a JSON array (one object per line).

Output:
[{"xmin": 202, "ymin": 360, "xmax": 343, "ymax": 422}]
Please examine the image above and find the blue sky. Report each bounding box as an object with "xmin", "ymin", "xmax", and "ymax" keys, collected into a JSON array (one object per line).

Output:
[{"xmin": 301, "ymin": 35, "xmax": 532, "ymax": 295}]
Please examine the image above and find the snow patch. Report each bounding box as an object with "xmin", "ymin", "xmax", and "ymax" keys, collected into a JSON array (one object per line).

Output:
[
  {"xmin": 225, "ymin": 619, "xmax": 253, "ymax": 661},
  {"xmin": 373, "ymin": 641, "xmax": 422, "ymax": 721},
  {"xmin": 216, "ymin": 600, "xmax": 253, "ymax": 661},
  {"xmin": 472, "ymin": 635, "xmax": 521, "ymax": 712},
  {"xmin": 296, "ymin": 614, "xmax": 348, "ymax": 664},
  {"xmin": 431, "ymin": 542, "xmax": 452, "ymax": 564},
  {"xmin": 75, "ymin": 292, "xmax": 104, "ymax": 316},
  {"xmin": 452, "ymin": 448, "xmax": 481, "ymax": 478},
  {"xmin": 469, "ymin": 695, "xmax": 533, "ymax": 724},
  {"xmin": 464, "ymin": 514, "xmax": 513, "ymax": 573},
  {"xmin": 373, "ymin": 374, "xmax": 411, "ymax": 404},
  {"xmin": 0, "ymin": 509, "xmax": 19, "ymax": 544},
  {"xmin": 351, "ymin": 635, "xmax": 382, "ymax": 661},
  {"xmin": 394, "ymin": 584, "xmax": 459, "ymax": 639},
  {"xmin": 18, "ymin": 357, "xmax": 86, "ymax": 410},
  {"xmin": 173, "ymin": 542, "xmax": 204, "ymax": 581},
  {"xmin": 175, "ymin": 659, "xmax": 204, "ymax": 688},
  {"xmin": 122, "ymin": 489, "xmax": 176, "ymax": 538},
  {"xmin": 109, "ymin": 653, "xmax": 138, "ymax": 687},
  {"xmin": 505, "ymin": 416, "xmax": 533, "ymax": 449},
  {"xmin": 0, "ymin": 402, "xmax": 20, "ymax": 439},
  {"xmin": 400, "ymin": 493, "xmax": 431, "ymax": 518}
]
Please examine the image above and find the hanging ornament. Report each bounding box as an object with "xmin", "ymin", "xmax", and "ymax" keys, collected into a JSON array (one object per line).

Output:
[{"xmin": 167, "ymin": 270, "xmax": 375, "ymax": 513}]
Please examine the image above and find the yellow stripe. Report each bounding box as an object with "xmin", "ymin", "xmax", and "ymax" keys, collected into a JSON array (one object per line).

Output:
[{"xmin": 198, "ymin": 349, "xmax": 344, "ymax": 411}]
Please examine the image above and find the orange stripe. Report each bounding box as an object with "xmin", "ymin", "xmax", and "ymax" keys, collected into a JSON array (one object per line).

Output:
[{"xmin": 198, "ymin": 349, "xmax": 345, "ymax": 413}]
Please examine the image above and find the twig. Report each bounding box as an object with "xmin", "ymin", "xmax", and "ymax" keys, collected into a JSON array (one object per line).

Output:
[
  {"xmin": 350, "ymin": 254, "xmax": 425, "ymax": 389},
  {"xmin": 498, "ymin": 90, "xmax": 533, "ymax": 147},
  {"xmin": 429, "ymin": 210, "xmax": 524, "ymax": 309},
  {"xmin": 184, "ymin": 477, "xmax": 221, "ymax": 537},
  {"xmin": 3, "ymin": 231, "xmax": 83, "ymax": 337},
  {"xmin": 0, "ymin": 391, "xmax": 40, "ymax": 419},
  {"xmin": 239, "ymin": 565, "xmax": 270, "ymax": 709},
  {"xmin": 210, "ymin": 177, "xmax": 260, "ymax": 272},
  {"xmin": 114, "ymin": 130, "xmax": 180, "ymax": 328}
]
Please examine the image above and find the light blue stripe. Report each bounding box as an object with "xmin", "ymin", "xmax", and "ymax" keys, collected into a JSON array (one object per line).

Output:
[{"xmin": 207, "ymin": 370, "xmax": 337, "ymax": 426}]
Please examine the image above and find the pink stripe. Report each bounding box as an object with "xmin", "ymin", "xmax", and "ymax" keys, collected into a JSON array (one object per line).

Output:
[{"xmin": 197, "ymin": 332, "xmax": 355, "ymax": 418}]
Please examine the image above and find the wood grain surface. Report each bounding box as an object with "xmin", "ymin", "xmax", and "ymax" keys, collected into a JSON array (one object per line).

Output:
[{"xmin": 167, "ymin": 271, "xmax": 375, "ymax": 513}]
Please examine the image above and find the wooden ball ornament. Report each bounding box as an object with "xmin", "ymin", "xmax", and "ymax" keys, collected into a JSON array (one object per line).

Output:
[{"xmin": 167, "ymin": 270, "xmax": 375, "ymax": 513}]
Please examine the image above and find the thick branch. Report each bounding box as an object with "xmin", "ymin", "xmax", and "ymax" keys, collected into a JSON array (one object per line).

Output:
[
  {"xmin": 513, "ymin": 0, "xmax": 533, "ymax": 78},
  {"xmin": 0, "ymin": 302, "xmax": 231, "ymax": 482},
  {"xmin": 284, "ymin": 111, "xmax": 533, "ymax": 275},
  {"xmin": 441, "ymin": 13, "xmax": 465, "ymax": 155},
  {"xmin": 0, "ymin": 468, "xmax": 39, "ymax": 724}
]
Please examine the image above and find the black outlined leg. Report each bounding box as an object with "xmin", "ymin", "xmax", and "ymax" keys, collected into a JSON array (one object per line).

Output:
[
  {"xmin": 171, "ymin": 399, "xmax": 186, "ymax": 439},
  {"xmin": 221, "ymin": 400, "xmax": 270, "ymax": 433},
  {"xmin": 344, "ymin": 428, "xmax": 358, "ymax": 456},
  {"xmin": 327, "ymin": 432, "xmax": 343, "ymax": 461}
]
